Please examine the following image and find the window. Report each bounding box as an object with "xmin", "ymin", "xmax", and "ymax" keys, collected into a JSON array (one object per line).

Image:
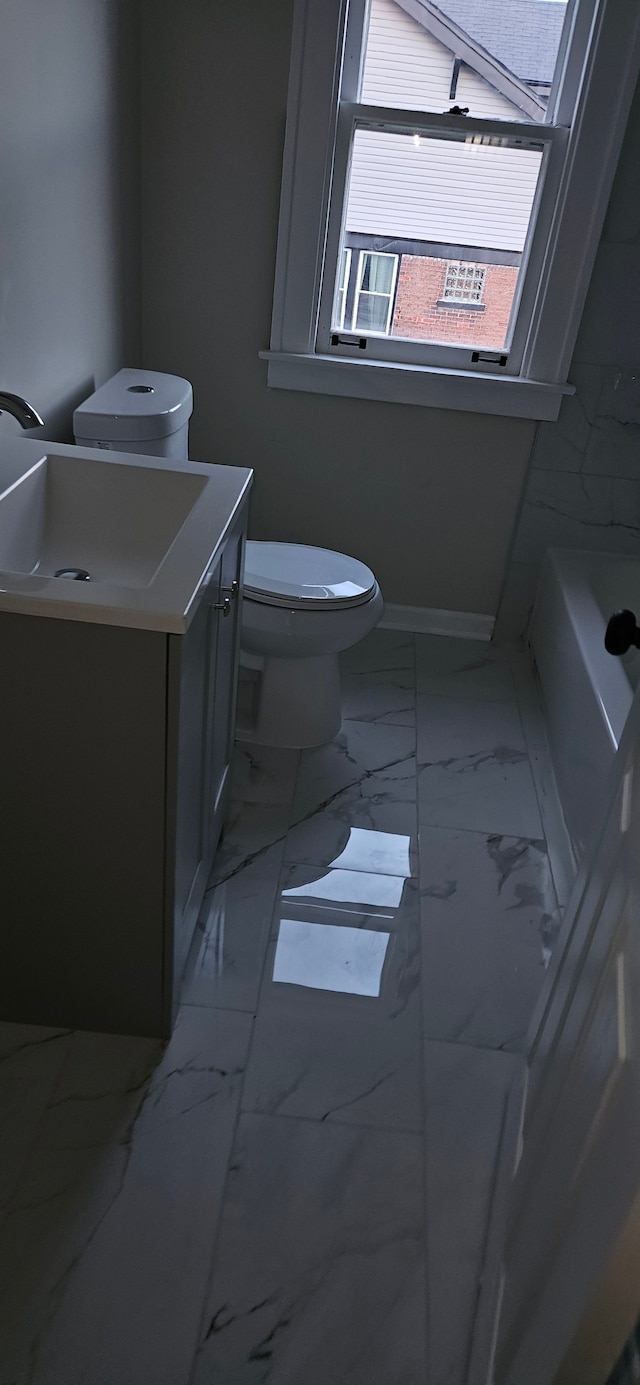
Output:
[
  {"xmin": 263, "ymin": 0, "xmax": 640, "ymax": 419},
  {"xmin": 442, "ymin": 262, "xmax": 486, "ymax": 306},
  {"xmin": 351, "ymin": 251, "xmax": 399, "ymax": 332}
]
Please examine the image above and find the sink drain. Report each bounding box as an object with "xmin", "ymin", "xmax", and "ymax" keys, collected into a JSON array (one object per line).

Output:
[{"xmin": 53, "ymin": 567, "xmax": 92, "ymax": 581}]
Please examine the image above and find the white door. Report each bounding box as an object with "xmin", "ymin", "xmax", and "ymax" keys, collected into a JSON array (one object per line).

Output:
[{"xmin": 489, "ymin": 678, "xmax": 640, "ymax": 1385}]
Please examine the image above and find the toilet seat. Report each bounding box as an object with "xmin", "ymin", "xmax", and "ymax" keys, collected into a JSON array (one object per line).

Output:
[{"xmin": 244, "ymin": 542, "xmax": 376, "ymax": 610}]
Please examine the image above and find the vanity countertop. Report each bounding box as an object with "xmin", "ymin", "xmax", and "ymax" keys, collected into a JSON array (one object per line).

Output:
[{"xmin": 0, "ymin": 437, "xmax": 252, "ymax": 633}]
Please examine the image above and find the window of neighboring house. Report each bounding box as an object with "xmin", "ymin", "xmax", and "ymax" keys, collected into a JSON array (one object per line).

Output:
[
  {"xmin": 441, "ymin": 261, "xmax": 486, "ymax": 307},
  {"xmin": 351, "ymin": 250, "xmax": 399, "ymax": 332},
  {"xmin": 263, "ymin": 0, "xmax": 640, "ymax": 420}
]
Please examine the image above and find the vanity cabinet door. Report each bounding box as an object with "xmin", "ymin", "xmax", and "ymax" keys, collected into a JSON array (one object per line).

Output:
[
  {"xmin": 165, "ymin": 509, "xmax": 246, "ymax": 1026},
  {"xmin": 205, "ymin": 519, "xmax": 244, "ymax": 857},
  {"xmin": 170, "ymin": 589, "xmax": 215, "ymax": 984}
]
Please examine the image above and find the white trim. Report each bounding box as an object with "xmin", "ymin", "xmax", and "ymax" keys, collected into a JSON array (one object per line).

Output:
[
  {"xmin": 267, "ymin": 0, "xmax": 640, "ymax": 417},
  {"xmin": 334, "ymin": 246, "xmax": 352, "ymax": 328},
  {"xmin": 379, "ymin": 601, "xmax": 495, "ymax": 640},
  {"xmin": 260, "ymin": 350, "xmax": 573, "ymax": 421}
]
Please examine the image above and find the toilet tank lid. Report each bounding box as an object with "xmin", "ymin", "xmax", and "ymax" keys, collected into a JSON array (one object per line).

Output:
[{"xmin": 73, "ymin": 369, "xmax": 193, "ymax": 442}]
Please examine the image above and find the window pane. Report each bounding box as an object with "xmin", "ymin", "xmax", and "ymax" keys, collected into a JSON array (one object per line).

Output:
[
  {"xmin": 360, "ymin": 0, "xmax": 568, "ymax": 123},
  {"xmin": 443, "ymin": 261, "xmax": 486, "ymax": 302},
  {"xmin": 338, "ymin": 248, "xmax": 351, "ymax": 292},
  {"xmin": 340, "ymin": 126, "xmax": 544, "ymax": 350},
  {"xmin": 354, "ymin": 291, "xmax": 392, "ymax": 333},
  {"xmin": 360, "ymin": 253, "xmax": 395, "ymax": 294}
]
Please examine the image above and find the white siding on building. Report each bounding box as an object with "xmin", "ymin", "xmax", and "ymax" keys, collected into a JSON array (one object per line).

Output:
[
  {"xmin": 346, "ymin": 129, "xmax": 542, "ymax": 250},
  {"xmin": 455, "ymin": 65, "xmax": 526, "ymax": 121},
  {"xmin": 361, "ymin": 0, "xmax": 453, "ymax": 111},
  {"xmin": 350, "ymin": 0, "xmax": 543, "ymax": 251},
  {"xmin": 361, "ymin": 0, "xmax": 525, "ymax": 122}
]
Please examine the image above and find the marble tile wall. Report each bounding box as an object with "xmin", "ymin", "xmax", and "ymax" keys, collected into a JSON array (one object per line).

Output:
[
  {"xmin": 496, "ymin": 78, "xmax": 640, "ymax": 640},
  {"xmin": 0, "ymin": 630, "xmax": 572, "ymax": 1385}
]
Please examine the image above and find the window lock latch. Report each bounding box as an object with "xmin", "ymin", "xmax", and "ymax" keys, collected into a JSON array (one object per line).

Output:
[
  {"xmin": 331, "ymin": 333, "xmax": 368, "ymax": 350},
  {"xmin": 471, "ymin": 350, "xmax": 508, "ymax": 367}
]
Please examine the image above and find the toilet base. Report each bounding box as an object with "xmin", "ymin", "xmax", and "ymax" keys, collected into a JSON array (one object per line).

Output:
[{"xmin": 241, "ymin": 652, "xmax": 342, "ymax": 748}]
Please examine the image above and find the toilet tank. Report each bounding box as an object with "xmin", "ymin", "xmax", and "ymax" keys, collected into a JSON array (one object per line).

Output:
[{"xmin": 73, "ymin": 369, "xmax": 193, "ymax": 459}]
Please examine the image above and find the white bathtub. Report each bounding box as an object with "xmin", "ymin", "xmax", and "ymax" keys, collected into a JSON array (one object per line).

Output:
[{"xmin": 529, "ymin": 549, "xmax": 640, "ymax": 863}]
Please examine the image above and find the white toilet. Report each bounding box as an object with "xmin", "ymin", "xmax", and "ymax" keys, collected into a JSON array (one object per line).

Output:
[
  {"xmin": 241, "ymin": 541, "xmax": 383, "ymax": 748},
  {"xmin": 74, "ymin": 371, "xmax": 384, "ymax": 748}
]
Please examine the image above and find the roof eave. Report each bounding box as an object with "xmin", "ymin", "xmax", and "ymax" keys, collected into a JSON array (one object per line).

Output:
[{"xmin": 392, "ymin": 0, "xmax": 547, "ymax": 120}]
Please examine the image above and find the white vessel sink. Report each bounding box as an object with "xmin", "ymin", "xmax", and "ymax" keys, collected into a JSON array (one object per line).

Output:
[{"xmin": 0, "ymin": 441, "xmax": 252, "ymax": 632}]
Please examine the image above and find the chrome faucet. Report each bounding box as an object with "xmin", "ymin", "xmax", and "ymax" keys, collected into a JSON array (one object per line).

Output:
[{"xmin": 0, "ymin": 391, "xmax": 44, "ymax": 428}]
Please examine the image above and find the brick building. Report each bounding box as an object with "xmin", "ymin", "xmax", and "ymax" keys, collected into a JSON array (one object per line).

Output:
[{"xmin": 392, "ymin": 254, "xmax": 519, "ymax": 350}]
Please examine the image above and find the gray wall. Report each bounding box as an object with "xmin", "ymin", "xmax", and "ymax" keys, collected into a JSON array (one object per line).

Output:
[
  {"xmin": 0, "ymin": 0, "xmax": 141, "ymax": 445},
  {"xmin": 3, "ymin": 0, "xmax": 636, "ymax": 620},
  {"xmin": 496, "ymin": 76, "xmax": 640, "ymax": 639},
  {"xmin": 140, "ymin": 0, "xmax": 536, "ymax": 616}
]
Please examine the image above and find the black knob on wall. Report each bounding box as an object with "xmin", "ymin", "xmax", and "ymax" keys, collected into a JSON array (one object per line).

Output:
[{"xmin": 604, "ymin": 609, "xmax": 640, "ymax": 656}]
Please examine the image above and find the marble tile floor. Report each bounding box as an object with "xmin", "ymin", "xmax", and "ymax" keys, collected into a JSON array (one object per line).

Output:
[{"xmin": 0, "ymin": 629, "xmax": 573, "ymax": 1385}]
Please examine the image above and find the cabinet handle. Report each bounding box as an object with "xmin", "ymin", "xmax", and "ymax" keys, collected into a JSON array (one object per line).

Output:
[{"xmin": 213, "ymin": 596, "xmax": 232, "ymax": 617}]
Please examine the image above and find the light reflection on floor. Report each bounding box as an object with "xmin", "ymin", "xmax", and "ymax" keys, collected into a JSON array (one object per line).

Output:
[
  {"xmin": 328, "ymin": 826, "xmax": 413, "ymax": 877},
  {"xmin": 272, "ymin": 917, "xmax": 390, "ymax": 996},
  {"xmin": 282, "ymin": 865, "xmax": 405, "ymax": 910}
]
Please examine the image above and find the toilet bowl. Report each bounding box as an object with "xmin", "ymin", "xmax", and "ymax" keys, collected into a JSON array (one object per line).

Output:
[{"xmin": 240, "ymin": 541, "xmax": 383, "ymax": 748}]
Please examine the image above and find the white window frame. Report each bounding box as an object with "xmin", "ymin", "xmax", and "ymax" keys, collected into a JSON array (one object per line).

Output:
[
  {"xmin": 335, "ymin": 246, "xmax": 352, "ymax": 328},
  {"xmin": 351, "ymin": 250, "xmax": 399, "ymax": 334},
  {"xmin": 261, "ymin": 0, "xmax": 640, "ymax": 420}
]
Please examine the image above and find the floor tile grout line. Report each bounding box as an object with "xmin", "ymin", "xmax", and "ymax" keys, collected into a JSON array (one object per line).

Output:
[
  {"xmin": 415, "ymin": 638, "xmax": 542, "ymax": 1381},
  {"xmin": 191, "ymin": 1102, "xmax": 426, "ymax": 1138},
  {"xmin": 184, "ymin": 870, "xmax": 283, "ymax": 1379},
  {"xmin": 417, "ymin": 819, "xmax": 547, "ymax": 846},
  {"xmin": 281, "ymin": 855, "xmax": 417, "ymax": 879},
  {"xmin": 186, "ymin": 778, "xmax": 298, "ymax": 1383},
  {"xmin": 188, "ymin": 696, "xmax": 424, "ymax": 1372},
  {"xmin": 421, "ymin": 1031, "xmax": 529, "ymax": 1059},
  {"xmin": 411, "ymin": 633, "xmax": 435, "ymax": 1375},
  {"xmin": 216, "ymin": 634, "xmax": 552, "ymax": 1381},
  {"xmin": 0, "ymin": 1028, "xmax": 76, "ymax": 1240},
  {"xmin": 463, "ymin": 1072, "xmax": 516, "ymax": 1385}
]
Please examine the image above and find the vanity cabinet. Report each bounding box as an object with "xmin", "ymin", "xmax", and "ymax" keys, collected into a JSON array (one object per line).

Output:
[
  {"xmin": 0, "ymin": 506, "xmax": 247, "ymax": 1039},
  {"xmin": 168, "ymin": 519, "xmax": 244, "ymax": 1004}
]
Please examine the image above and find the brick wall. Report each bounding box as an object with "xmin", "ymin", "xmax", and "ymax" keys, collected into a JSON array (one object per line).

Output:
[{"xmin": 392, "ymin": 255, "xmax": 519, "ymax": 349}]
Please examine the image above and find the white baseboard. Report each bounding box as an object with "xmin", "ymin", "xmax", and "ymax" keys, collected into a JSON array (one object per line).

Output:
[{"xmin": 379, "ymin": 603, "xmax": 495, "ymax": 641}]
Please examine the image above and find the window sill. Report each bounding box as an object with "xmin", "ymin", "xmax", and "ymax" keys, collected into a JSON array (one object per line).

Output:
[
  {"xmin": 260, "ymin": 351, "xmax": 573, "ymax": 420},
  {"xmin": 435, "ymin": 300, "xmax": 486, "ymax": 313}
]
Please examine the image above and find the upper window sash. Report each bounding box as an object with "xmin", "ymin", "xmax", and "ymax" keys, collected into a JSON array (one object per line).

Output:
[{"xmin": 268, "ymin": 0, "xmax": 640, "ymax": 410}]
